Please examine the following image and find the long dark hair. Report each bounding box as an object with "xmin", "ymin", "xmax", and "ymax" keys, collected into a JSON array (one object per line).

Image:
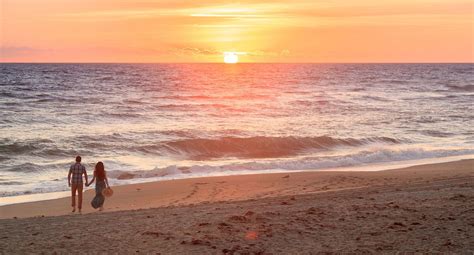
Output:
[{"xmin": 95, "ymin": 161, "xmax": 106, "ymax": 180}]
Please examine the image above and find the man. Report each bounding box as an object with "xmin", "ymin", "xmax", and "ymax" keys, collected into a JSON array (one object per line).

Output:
[{"xmin": 68, "ymin": 156, "xmax": 88, "ymax": 213}]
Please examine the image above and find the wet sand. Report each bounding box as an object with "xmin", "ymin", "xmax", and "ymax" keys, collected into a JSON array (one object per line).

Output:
[{"xmin": 1, "ymin": 159, "xmax": 473, "ymax": 253}]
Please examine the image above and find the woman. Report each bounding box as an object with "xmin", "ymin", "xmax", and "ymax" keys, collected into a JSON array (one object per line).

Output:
[{"xmin": 87, "ymin": 161, "xmax": 109, "ymax": 211}]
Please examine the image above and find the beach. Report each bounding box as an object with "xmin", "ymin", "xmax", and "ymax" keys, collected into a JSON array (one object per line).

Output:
[
  {"xmin": 1, "ymin": 159, "xmax": 473, "ymax": 253},
  {"xmin": 2, "ymin": 0, "xmax": 473, "ymax": 253}
]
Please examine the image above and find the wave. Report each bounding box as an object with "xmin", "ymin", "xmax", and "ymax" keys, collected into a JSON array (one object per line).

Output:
[
  {"xmin": 0, "ymin": 181, "xmax": 25, "ymax": 185},
  {"xmin": 0, "ymin": 135, "xmax": 401, "ymax": 164},
  {"xmin": 4, "ymin": 163, "xmax": 46, "ymax": 173},
  {"xmin": 156, "ymin": 136, "xmax": 401, "ymax": 160},
  {"xmin": 421, "ymin": 130, "xmax": 454, "ymax": 138},
  {"xmin": 106, "ymin": 112, "xmax": 144, "ymax": 118},
  {"xmin": 107, "ymin": 147, "xmax": 474, "ymax": 181},
  {"xmin": 0, "ymin": 135, "xmax": 399, "ymax": 161},
  {"xmin": 0, "ymin": 138, "xmax": 83, "ymax": 159},
  {"xmin": 0, "ymin": 91, "xmax": 16, "ymax": 98},
  {"xmin": 0, "ymin": 139, "xmax": 53, "ymax": 155},
  {"xmin": 361, "ymin": 95, "xmax": 392, "ymax": 102},
  {"xmin": 2, "ymin": 146, "xmax": 472, "ymax": 197},
  {"xmin": 446, "ymin": 84, "xmax": 474, "ymax": 92}
]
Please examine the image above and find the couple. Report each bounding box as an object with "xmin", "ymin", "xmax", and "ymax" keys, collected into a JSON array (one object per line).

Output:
[{"xmin": 68, "ymin": 155, "xmax": 111, "ymax": 213}]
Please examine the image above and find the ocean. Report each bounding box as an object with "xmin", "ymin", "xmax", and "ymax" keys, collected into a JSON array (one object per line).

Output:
[{"xmin": 1, "ymin": 63, "xmax": 473, "ymax": 198}]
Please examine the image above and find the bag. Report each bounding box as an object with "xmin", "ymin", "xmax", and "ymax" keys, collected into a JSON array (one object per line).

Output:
[{"xmin": 102, "ymin": 187, "xmax": 113, "ymax": 197}]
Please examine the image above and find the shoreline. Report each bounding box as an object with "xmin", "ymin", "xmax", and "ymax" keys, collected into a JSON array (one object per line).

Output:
[
  {"xmin": 1, "ymin": 154, "xmax": 472, "ymax": 207},
  {"xmin": 0, "ymin": 158, "xmax": 472, "ymax": 219},
  {"xmin": 1, "ymin": 158, "xmax": 473, "ymax": 253}
]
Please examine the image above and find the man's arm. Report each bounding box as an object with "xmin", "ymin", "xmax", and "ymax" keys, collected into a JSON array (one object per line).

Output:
[
  {"xmin": 83, "ymin": 168, "xmax": 88, "ymax": 186},
  {"xmin": 67, "ymin": 168, "xmax": 72, "ymax": 187}
]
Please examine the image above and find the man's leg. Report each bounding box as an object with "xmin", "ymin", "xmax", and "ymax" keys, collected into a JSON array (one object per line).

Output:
[
  {"xmin": 71, "ymin": 184, "xmax": 77, "ymax": 212},
  {"xmin": 77, "ymin": 184, "xmax": 83, "ymax": 213}
]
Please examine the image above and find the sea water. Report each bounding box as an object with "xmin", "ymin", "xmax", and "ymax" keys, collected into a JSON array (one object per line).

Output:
[{"xmin": 1, "ymin": 63, "xmax": 473, "ymax": 198}]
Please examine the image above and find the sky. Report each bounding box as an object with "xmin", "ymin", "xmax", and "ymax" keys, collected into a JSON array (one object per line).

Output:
[{"xmin": 0, "ymin": 0, "xmax": 473, "ymax": 63}]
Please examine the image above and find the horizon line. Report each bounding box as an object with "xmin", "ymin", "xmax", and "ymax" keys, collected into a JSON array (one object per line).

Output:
[{"xmin": 1, "ymin": 61, "xmax": 473, "ymax": 64}]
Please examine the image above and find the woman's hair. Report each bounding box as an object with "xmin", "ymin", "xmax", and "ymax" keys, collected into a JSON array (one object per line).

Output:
[{"xmin": 95, "ymin": 161, "xmax": 106, "ymax": 180}]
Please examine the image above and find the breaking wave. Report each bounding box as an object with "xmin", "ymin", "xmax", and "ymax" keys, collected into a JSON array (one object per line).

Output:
[
  {"xmin": 0, "ymin": 135, "xmax": 401, "ymax": 160},
  {"xmin": 107, "ymin": 147, "xmax": 474, "ymax": 181},
  {"xmin": 155, "ymin": 136, "xmax": 402, "ymax": 159}
]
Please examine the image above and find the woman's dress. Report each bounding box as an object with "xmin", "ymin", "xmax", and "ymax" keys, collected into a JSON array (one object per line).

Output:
[{"xmin": 91, "ymin": 179, "xmax": 106, "ymax": 209}]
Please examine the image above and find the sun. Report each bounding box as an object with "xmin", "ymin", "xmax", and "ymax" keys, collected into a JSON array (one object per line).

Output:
[{"xmin": 223, "ymin": 52, "xmax": 239, "ymax": 64}]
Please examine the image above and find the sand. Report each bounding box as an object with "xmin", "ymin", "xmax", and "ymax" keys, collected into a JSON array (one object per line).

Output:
[{"xmin": 1, "ymin": 159, "xmax": 473, "ymax": 253}]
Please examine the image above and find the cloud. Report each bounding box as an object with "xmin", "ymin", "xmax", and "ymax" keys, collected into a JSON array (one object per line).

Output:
[
  {"xmin": 283, "ymin": 1, "xmax": 474, "ymax": 18},
  {"xmin": 171, "ymin": 47, "xmax": 221, "ymax": 56},
  {"xmin": 0, "ymin": 47, "xmax": 45, "ymax": 58},
  {"xmin": 54, "ymin": 2, "xmax": 288, "ymax": 22},
  {"xmin": 52, "ymin": 0, "xmax": 472, "ymax": 31},
  {"xmin": 246, "ymin": 49, "xmax": 291, "ymax": 57},
  {"xmin": 168, "ymin": 46, "xmax": 292, "ymax": 59}
]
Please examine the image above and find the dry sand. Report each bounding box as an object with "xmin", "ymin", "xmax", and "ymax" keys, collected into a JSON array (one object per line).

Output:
[{"xmin": 1, "ymin": 159, "xmax": 473, "ymax": 253}]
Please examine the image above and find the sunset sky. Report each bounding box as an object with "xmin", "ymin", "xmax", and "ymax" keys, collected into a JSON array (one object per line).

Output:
[{"xmin": 1, "ymin": 0, "xmax": 473, "ymax": 63}]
